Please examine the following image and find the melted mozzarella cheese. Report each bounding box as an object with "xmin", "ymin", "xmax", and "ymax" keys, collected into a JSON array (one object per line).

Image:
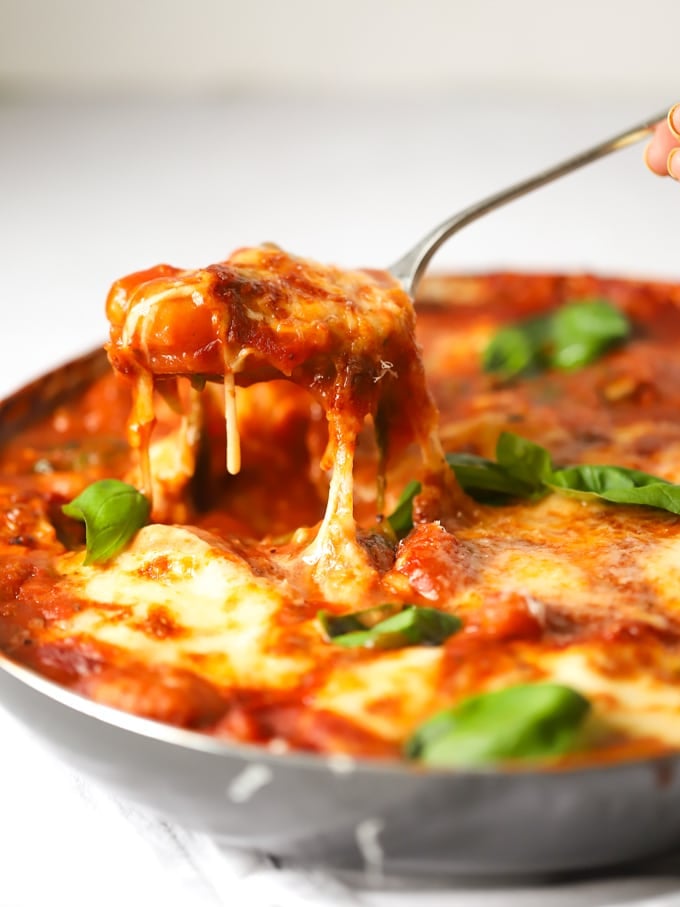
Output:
[
  {"xmin": 642, "ymin": 538, "xmax": 680, "ymax": 613},
  {"xmin": 50, "ymin": 494, "xmax": 680, "ymax": 750},
  {"xmin": 56, "ymin": 524, "xmax": 313, "ymax": 689},
  {"xmin": 535, "ymin": 647, "xmax": 680, "ymax": 745},
  {"xmin": 13, "ymin": 269, "xmax": 680, "ymax": 761},
  {"xmin": 312, "ymin": 648, "xmax": 444, "ymax": 742},
  {"xmin": 106, "ymin": 246, "xmax": 458, "ymax": 588},
  {"xmin": 485, "ymin": 547, "xmax": 590, "ymax": 604}
]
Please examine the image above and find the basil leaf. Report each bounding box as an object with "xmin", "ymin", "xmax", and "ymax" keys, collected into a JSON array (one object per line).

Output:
[
  {"xmin": 444, "ymin": 452, "xmax": 538, "ymax": 501},
  {"xmin": 499, "ymin": 435, "xmax": 680, "ymax": 515},
  {"xmin": 495, "ymin": 433, "xmax": 554, "ymax": 489},
  {"xmin": 601, "ymin": 483, "xmax": 680, "ymax": 513},
  {"xmin": 62, "ymin": 479, "xmax": 150, "ymax": 564},
  {"xmin": 386, "ymin": 480, "xmax": 421, "ymax": 537},
  {"xmin": 321, "ymin": 605, "xmax": 462, "ymax": 650},
  {"xmin": 494, "ymin": 435, "xmax": 680, "ymax": 516},
  {"xmin": 387, "ymin": 436, "xmax": 550, "ymax": 536},
  {"xmin": 549, "ymin": 464, "xmax": 680, "ymax": 513},
  {"xmin": 482, "ymin": 317, "xmax": 550, "ymax": 380},
  {"xmin": 483, "ymin": 298, "xmax": 630, "ymax": 380},
  {"xmin": 549, "ymin": 464, "xmax": 667, "ymax": 495},
  {"xmin": 388, "ymin": 428, "xmax": 680, "ymax": 535},
  {"xmin": 447, "ymin": 435, "xmax": 552, "ymax": 501},
  {"xmin": 319, "ymin": 603, "xmax": 402, "ymax": 637},
  {"xmin": 550, "ymin": 298, "xmax": 630, "ymax": 370},
  {"xmin": 406, "ymin": 683, "xmax": 590, "ymax": 766}
]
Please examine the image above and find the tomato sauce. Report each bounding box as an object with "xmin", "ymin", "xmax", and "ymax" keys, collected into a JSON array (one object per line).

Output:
[{"xmin": 3, "ymin": 270, "xmax": 680, "ymax": 763}]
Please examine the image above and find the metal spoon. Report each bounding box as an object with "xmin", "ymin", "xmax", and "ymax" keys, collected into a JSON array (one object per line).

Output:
[{"xmin": 389, "ymin": 110, "xmax": 669, "ymax": 297}]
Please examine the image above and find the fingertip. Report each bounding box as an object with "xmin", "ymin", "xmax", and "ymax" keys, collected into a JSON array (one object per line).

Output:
[
  {"xmin": 643, "ymin": 141, "xmax": 658, "ymax": 174},
  {"xmin": 668, "ymin": 103, "xmax": 680, "ymax": 140},
  {"xmin": 668, "ymin": 148, "xmax": 680, "ymax": 181},
  {"xmin": 645, "ymin": 133, "xmax": 668, "ymax": 176}
]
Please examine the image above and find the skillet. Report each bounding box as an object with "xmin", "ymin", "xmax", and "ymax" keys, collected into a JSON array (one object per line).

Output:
[{"xmin": 2, "ymin": 347, "xmax": 680, "ymax": 878}]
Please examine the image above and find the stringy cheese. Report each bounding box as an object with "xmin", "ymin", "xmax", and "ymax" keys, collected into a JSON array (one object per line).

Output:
[
  {"xmin": 7, "ymin": 266, "xmax": 680, "ymax": 761},
  {"xmin": 105, "ymin": 245, "xmax": 458, "ymax": 587}
]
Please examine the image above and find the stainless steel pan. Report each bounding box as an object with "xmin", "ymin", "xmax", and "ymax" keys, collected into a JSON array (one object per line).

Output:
[{"xmin": 2, "ymin": 348, "xmax": 680, "ymax": 878}]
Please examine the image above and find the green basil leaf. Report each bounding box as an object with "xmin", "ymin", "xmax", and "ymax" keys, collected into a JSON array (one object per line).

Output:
[
  {"xmin": 482, "ymin": 317, "xmax": 550, "ymax": 380},
  {"xmin": 549, "ymin": 464, "xmax": 667, "ymax": 495},
  {"xmin": 600, "ymin": 483, "xmax": 680, "ymax": 513},
  {"xmin": 483, "ymin": 298, "xmax": 630, "ymax": 380},
  {"xmin": 386, "ymin": 479, "xmax": 421, "ymax": 536},
  {"xmin": 319, "ymin": 603, "xmax": 403, "ymax": 638},
  {"xmin": 321, "ymin": 605, "xmax": 462, "ymax": 650},
  {"xmin": 493, "ymin": 435, "xmax": 680, "ymax": 517},
  {"xmin": 549, "ymin": 464, "xmax": 680, "ymax": 513},
  {"xmin": 550, "ymin": 298, "xmax": 630, "ymax": 370},
  {"xmin": 388, "ymin": 429, "xmax": 680, "ymax": 536},
  {"xmin": 444, "ymin": 451, "xmax": 541, "ymax": 504},
  {"xmin": 387, "ymin": 436, "xmax": 550, "ymax": 535},
  {"xmin": 406, "ymin": 683, "xmax": 590, "ymax": 766},
  {"xmin": 495, "ymin": 432, "xmax": 554, "ymax": 489},
  {"xmin": 62, "ymin": 479, "xmax": 150, "ymax": 564}
]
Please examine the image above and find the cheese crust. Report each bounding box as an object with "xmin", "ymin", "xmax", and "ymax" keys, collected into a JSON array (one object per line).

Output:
[{"xmin": 3, "ymin": 264, "xmax": 680, "ymax": 765}]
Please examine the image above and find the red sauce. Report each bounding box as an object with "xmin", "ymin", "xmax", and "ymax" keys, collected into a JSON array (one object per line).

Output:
[{"xmin": 3, "ymin": 269, "xmax": 680, "ymax": 764}]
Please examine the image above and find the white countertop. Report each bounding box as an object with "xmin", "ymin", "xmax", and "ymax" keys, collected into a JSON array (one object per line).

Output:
[{"xmin": 0, "ymin": 96, "xmax": 679, "ymax": 906}]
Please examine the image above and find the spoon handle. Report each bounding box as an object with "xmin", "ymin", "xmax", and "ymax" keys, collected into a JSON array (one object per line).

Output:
[{"xmin": 389, "ymin": 110, "xmax": 669, "ymax": 296}]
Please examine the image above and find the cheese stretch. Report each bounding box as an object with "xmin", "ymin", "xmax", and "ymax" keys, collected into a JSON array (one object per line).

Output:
[{"xmin": 2, "ymin": 262, "xmax": 680, "ymax": 764}]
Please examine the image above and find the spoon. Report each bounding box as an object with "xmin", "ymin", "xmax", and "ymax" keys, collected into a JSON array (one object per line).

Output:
[{"xmin": 389, "ymin": 109, "xmax": 669, "ymax": 297}]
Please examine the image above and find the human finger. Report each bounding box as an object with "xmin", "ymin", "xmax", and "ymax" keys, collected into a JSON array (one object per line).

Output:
[
  {"xmin": 644, "ymin": 118, "xmax": 680, "ymax": 176},
  {"xmin": 669, "ymin": 148, "xmax": 680, "ymax": 181},
  {"xmin": 668, "ymin": 103, "xmax": 680, "ymax": 140}
]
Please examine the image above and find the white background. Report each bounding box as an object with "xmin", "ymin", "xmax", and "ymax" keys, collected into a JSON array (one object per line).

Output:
[
  {"xmin": 1, "ymin": 0, "xmax": 678, "ymax": 99},
  {"xmin": 0, "ymin": 0, "xmax": 678, "ymax": 396}
]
